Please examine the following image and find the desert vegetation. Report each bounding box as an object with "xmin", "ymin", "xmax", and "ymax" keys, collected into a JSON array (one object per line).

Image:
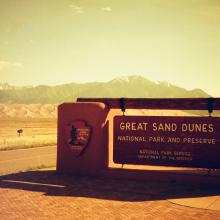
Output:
[{"xmin": 0, "ymin": 117, "xmax": 57, "ymax": 151}]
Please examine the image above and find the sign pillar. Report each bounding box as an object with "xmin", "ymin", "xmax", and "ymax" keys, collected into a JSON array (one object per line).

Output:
[{"xmin": 57, "ymin": 102, "xmax": 109, "ymax": 175}]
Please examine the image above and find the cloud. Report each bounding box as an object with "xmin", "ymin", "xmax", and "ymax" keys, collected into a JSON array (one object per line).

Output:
[
  {"xmin": 69, "ymin": 4, "xmax": 83, "ymax": 13},
  {"xmin": 101, "ymin": 7, "xmax": 112, "ymax": 12},
  {"xmin": 0, "ymin": 61, "xmax": 23, "ymax": 71}
]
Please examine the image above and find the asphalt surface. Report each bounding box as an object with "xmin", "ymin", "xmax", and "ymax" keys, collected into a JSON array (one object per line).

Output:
[{"xmin": 0, "ymin": 146, "xmax": 56, "ymax": 175}]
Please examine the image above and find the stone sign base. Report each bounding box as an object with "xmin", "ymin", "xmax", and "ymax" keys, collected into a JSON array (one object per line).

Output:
[{"xmin": 57, "ymin": 102, "xmax": 109, "ymax": 175}]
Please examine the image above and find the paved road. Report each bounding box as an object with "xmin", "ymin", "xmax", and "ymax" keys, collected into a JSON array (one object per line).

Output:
[{"xmin": 0, "ymin": 146, "xmax": 56, "ymax": 175}]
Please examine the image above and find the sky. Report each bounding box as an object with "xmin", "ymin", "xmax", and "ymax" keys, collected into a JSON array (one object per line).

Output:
[{"xmin": 0, "ymin": 0, "xmax": 220, "ymax": 96}]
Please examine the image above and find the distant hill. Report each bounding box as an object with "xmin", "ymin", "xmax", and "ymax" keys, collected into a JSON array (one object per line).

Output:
[
  {"xmin": 0, "ymin": 75, "xmax": 210, "ymax": 104},
  {"xmin": 0, "ymin": 104, "xmax": 200, "ymax": 119},
  {"xmin": 0, "ymin": 104, "xmax": 57, "ymax": 118}
]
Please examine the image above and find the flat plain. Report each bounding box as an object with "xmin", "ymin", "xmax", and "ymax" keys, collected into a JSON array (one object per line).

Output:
[
  {"xmin": 0, "ymin": 103, "xmax": 57, "ymax": 151},
  {"xmin": 0, "ymin": 118, "xmax": 57, "ymax": 151}
]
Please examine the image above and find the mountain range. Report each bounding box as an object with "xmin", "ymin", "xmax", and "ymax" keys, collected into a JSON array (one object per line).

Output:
[{"xmin": 0, "ymin": 76, "xmax": 210, "ymax": 104}]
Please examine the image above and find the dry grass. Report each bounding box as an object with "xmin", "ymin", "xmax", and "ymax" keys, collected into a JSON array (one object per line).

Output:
[
  {"xmin": 0, "ymin": 118, "xmax": 57, "ymax": 151},
  {"xmin": 0, "ymin": 135, "xmax": 56, "ymax": 151}
]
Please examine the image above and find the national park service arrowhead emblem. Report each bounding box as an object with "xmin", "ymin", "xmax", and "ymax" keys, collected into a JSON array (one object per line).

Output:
[{"xmin": 66, "ymin": 120, "xmax": 92, "ymax": 156}]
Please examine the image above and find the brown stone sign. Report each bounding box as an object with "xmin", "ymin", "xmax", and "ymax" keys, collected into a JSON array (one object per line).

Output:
[{"xmin": 113, "ymin": 116, "xmax": 220, "ymax": 168}]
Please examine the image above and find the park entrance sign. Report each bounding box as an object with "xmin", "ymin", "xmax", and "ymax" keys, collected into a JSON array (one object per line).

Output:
[
  {"xmin": 113, "ymin": 116, "xmax": 220, "ymax": 168},
  {"xmin": 57, "ymin": 98, "xmax": 220, "ymax": 184}
]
